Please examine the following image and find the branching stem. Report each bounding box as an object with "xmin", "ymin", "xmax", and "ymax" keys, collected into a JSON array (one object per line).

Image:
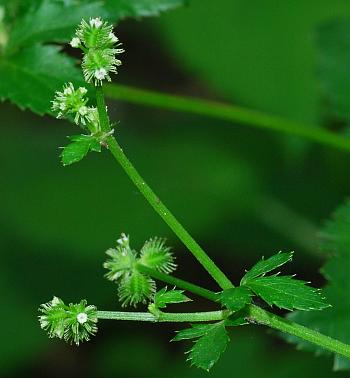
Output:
[
  {"xmin": 96, "ymin": 85, "xmax": 350, "ymax": 362},
  {"xmin": 136, "ymin": 263, "xmax": 218, "ymax": 302},
  {"xmin": 96, "ymin": 85, "xmax": 233, "ymax": 290}
]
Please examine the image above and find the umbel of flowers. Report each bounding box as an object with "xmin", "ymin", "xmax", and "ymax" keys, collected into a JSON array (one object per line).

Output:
[
  {"xmin": 71, "ymin": 17, "xmax": 124, "ymax": 85},
  {"xmin": 39, "ymin": 297, "xmax": 98, "ymax": 345}
]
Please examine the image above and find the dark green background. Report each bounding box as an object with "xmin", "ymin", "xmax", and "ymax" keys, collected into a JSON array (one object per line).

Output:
[{"xmin": 2, "ymin": 1, "xmax": 350, "ymax": 376}]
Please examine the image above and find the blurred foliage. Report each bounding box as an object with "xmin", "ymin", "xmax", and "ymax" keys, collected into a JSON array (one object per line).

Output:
[
  {"xmin": 286, "ymin": 200, "xmax": 350, "ymax": 371},
  {"xmin": 156, "ymin": 0, "xmax": 350, "ymax": 124},
  {"xmin": 2, "ymin": 0, "xmax": 350, "ymax": 376},
  {"xmin": 316, "ymin": 19, "xmax": 350, "ymax": 124}
]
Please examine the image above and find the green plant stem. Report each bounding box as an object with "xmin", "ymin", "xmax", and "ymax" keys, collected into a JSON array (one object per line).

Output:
[
  {"xmin": 97, "ymin": 310, "xmax": 227, "ymax": 322},
  {"xmin": 136, "ymin": 263, "xmax": 218, "ymax": 302},
  {"xmin": 104, "ymin": 84, "xmax": 350, "ymax": 153},
  {"xmin": 95, "ymin": 85, "xmax": 233, "ymax": 290},
  {"xmin": 247, "ymin": 304, "xmax": 350, "ymax": 360},
  {"xmin": 96, "ymin": 85, "xmax": 110, "ymax": 133},
  {"xmin": 97, "ymin": 86, "xmax": 350, "ymax": 360}
]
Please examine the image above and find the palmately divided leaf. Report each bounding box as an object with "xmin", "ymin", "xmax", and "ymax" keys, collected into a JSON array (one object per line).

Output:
[
  {"xmin": 241, "ymin": 251, "xmax": 293, "ymax": 285},
  {"xmin": 6, "ymin": 0, "xmax": 106, "ymax": 50},
  {"xmin": 245, "ymin": 276, "xmax": 329, "ymax": 311},
  {"xmin": 218, "ymin": 286, "xmax": 252, "ymax": 312},
  {"xmin": 0, "ymin": 44, "xmax": 84, "ymax": 115},
  {"xmin": 154, "ymin": 287, "xmax": 191, "ymax": 309},
  {"xmin": 0, "ymin": 0, "xmax": 186, "ymax": 116},
  {"xmin": 61, "ymin": 134, "xmax": 101, "ymax": 166},
  {"xmin": 284, "ymin": 200, "xmax": 350, "ymax": 370},
  {"xmin": 187, "ymin": 321, "xmax": 229, "ymax": 371}
]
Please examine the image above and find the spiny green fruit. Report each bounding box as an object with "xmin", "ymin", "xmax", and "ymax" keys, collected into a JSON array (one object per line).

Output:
[{"xmin": 118, "ymin": 270, "xmax": 156, "ymax": 307}]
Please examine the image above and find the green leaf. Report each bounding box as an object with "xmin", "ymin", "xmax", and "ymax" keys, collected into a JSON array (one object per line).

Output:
[
  {"xmin": 241, "ymin": 252, "xmax": 293, "ymax": 285},
  {"xmin": 61, "ymin": 134, "xmax": 101, "ymax": 166},
  {"xmin": 153, "ymin": 287, "xmax": 190, "ymax": 309},
  {"xmin": 246, "ymin": 276, "xmax": 329, "ymax": 311},
  {"xmin": 218, "ymin": 286, "xmax": 252, "ymax": 312},
  {"xmin": 187, "ymin": 321, "xmax": 229, "ymax": 371},
  {"xmin": 172, "ymin": 324, "xmax": 213, "ymax": 341},
  {"xmin": 157, "ymin": 0, "xmax": 350, "ymax": 125},
  {"xmin": 0, "ymin": 0, "xmax": 186, "ymax": 116},
  {"xmin": 105, "ymin": 0, "xmax": 186, "ymax": 20},
  {"xmin": 0, "ymin": 44, "xmax": 84, "ymax": 114},
  {"xmin": 6, "ymin": 0, "xmax": 106, "ymax": 50},
  {"xmin": 315, "ymin": 20, "xmax": 350, "ymax": 122},
  {"xmin": 285, "ymin": 200, "xmax": 350, "ymax": 370}
]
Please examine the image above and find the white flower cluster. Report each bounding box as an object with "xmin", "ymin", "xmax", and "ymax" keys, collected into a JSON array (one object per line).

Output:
[
  {"xmin": 39, "ymin": 297, "xmax": 98, "ymax": 345},
  {"xmin": 70, "ymin": 17, "xmax": 124, "ymax": 85},
  {"xmin": 51, "ymin": 82, "xmax": 99, "ymax": 132}
]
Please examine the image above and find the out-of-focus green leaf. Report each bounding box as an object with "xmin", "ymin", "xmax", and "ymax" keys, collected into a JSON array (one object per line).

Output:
[
  {"xmin": 0, "ymin": 44, "xmax": 84, "ymax": 114},
  {"xmin": 316, "ymin": 20, "xmax": 350, "ymax": 122},
  {"xmin": 0, "ymin": 0, "xmax": 186, "ymax": 115},
  {"xmin": 154, "ymin": 287, "xmax": 190, "ymax": 309},
  {"xmin": 187, "ymin": 321, "xmax": 229, "ymax": 371},
  {"xmin": 240, "ymin": 251, "xmax": 293, "ymax": 285},
  {"xmin": 61, "ymin": 134, "xmax": 101, "ymax": 166},
  {"xmin": 6, "ymin": 0, "xmax": 106, "ymax": 50},
  {"xmin": 156, "ymin": 0, "xmax": 350, "ymax": 123},
  {"xmin": 286, "ymin": 200, "xmax": 350, "ymax": 370},
  {"xmin": 105, "ymin": 0, "xmax": 186, "ymax": 20},
  {"xmin": 245, "ymin": 276, "xmax": 329, "ymax": 311},
  {"xmin": 218, "ymin": 287, "xmax": 252, "ymax": 312}
]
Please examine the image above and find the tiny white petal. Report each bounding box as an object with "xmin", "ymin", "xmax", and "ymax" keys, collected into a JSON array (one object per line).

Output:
[
  {"xmin": 108, "ymin": 32, "xmax": 119, "ymax": 43},
  {"xmin": 63, "ymin": 87, "xmax": 73, "ymax": 95},
  {"xmin": 51, "ymin": 296, "xmax": 61, "ymax": 306},
  {"xmin": 39, "ymin": 316, "xmax": 48, "ymax": 328},
  {"xmin": 90, "ymin": 17, "xmax": 103, "ymax": 28},
  {"xmin": 77, "ymin": 312, "xmax": 88, "ymax": 324},
  {"xmin": 79, "ymin": 105, "xmax": 88, "ymax": 116},
  {"xmin": 79, "ymin": 87, "xmax": 88, "ymax": 95},
  {"xmin": 70, "ymin": 37, "xmax": 81, "ymax": 48},
  {"xmin": 94, "ymin": 68, "xmax": 107, "ymax": 80}
]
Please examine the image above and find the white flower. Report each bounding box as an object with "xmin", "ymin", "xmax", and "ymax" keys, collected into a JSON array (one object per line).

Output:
[
  {"xmin": 90, "ymin": 17, "xmax": 103, "ymax": 28},
  {"xmin": 94, "ymin": 68, "xmax": 107, "ymax": 80},
  {"xmin": 70, "ymin": 37, "xmax": 81, "ymax": 48},
  {"xmin": 79, "ymin": 87, "xmax": 88, "ymax": 95},
  {"xmin": 78, "ymin": 105, "xmax": 88, "ymax": 116},
  {"xmin": 117, "ymin": 233, "xmax": 129, "ymax": 246},
  {"xmin": 51, "ymin": 296, "xmax": 61, "ymax": 306},
  {"xmin": 108, "ymin": 32, "xmax": 119, "ymax": 43},
  {"xmin": 76, "ymin": 312, "xmax": 88, "ymax": 324},
  {"xmin": 63, "ymin": 84, "xmax": 74, "ymax": 95}
]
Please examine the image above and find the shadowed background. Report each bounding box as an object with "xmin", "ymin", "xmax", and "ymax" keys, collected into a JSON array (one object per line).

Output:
[{"xmin": 2, "ymin": 0, "xmax": 350, "ymax": 376}]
